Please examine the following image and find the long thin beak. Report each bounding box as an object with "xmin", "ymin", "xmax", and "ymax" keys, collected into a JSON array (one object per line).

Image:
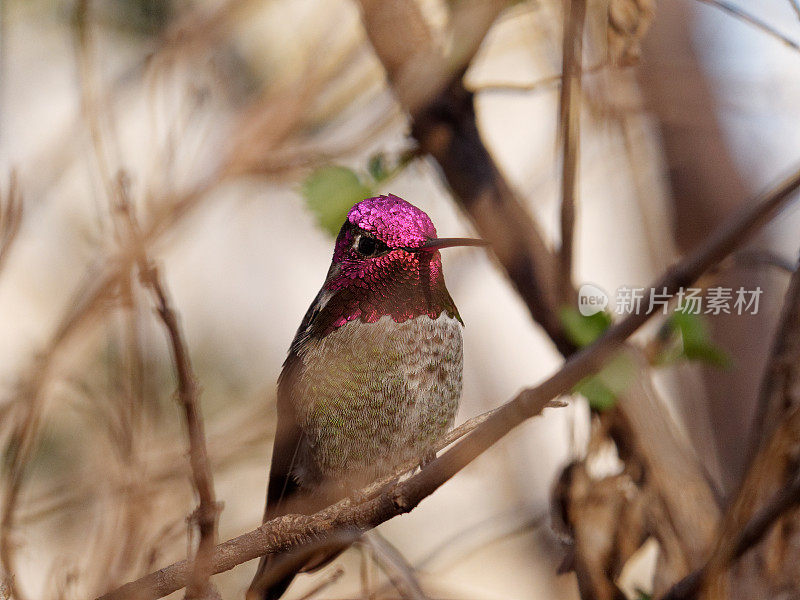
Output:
[{"xmin": 415, "ymin": 237, "xmax": 489, "ymax": 252}]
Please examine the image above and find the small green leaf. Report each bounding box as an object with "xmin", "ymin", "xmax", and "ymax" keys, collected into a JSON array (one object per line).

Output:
[
  {"xmin": 575, "ymin": 376, "xmax": 617, "ymax": 411},
  {"xmin": 559, "ymin": 307, "xmax": 612, "ymax": 348},
  {"xmin": 302, "ymin": 166, "xmax": 373, "ymax": 236},
  {"xmin": 670, "ymin": 310, "xmax": 731, "ymax": 368},
  {"xmin": 367, "ymin": 153, "xmax": 389, "ymax": 183},
  {"xmin": 573, "ymin": 353, "xmax": 636, "ymax": 411}
]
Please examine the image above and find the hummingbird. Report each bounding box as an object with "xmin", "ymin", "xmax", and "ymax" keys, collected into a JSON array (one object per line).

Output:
[{"xmin": 248, "ymin": 194, "xmax": 485, "ymax": 600}]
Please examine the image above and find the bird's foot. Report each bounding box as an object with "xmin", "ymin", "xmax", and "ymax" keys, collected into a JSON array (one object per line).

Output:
[{"xmin": 419, "ymin": 451, "xmax": 436, "ymax": 470}]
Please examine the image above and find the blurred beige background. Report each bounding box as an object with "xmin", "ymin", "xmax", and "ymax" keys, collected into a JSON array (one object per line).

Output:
[{"xmin": 1, "ymin": 1, "xmax": 800, "ymax": 599}]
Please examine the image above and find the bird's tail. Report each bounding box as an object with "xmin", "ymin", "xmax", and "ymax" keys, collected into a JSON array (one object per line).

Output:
[
  {"xmin": 246, "ymin": 530, "xmax": 358, "ymax": 600},
  {"xmin": 246, "ymin": 553, "xmax": 295, "ymax": 600}
]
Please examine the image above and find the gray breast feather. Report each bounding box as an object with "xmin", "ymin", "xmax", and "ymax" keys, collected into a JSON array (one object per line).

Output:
[{"xmin": 290, "ymin": 313, "xmax": 463, "ymax": 487}]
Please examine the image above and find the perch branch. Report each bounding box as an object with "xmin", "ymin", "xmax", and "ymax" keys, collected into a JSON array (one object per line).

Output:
[{"xmin": 95, "ymin": 163, "xmax": 800, "ymax": 600}]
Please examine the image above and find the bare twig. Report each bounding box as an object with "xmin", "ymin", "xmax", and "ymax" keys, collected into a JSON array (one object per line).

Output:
[
  {"xmin": 75, "ymin": 6, "xmax": 223, "ymax": 580},
  {"xmin": 748, "ymin": 251, "xmax": 800, "ymax": 452},
  {"xmin": 115, "ymin": 195, "xmax": 219, "ymax": 600},
  {"xmin": 364, "ymin": 531, "xmax": 429, "ymax": 600},
  {"xmin": 467, "ymin": 63, "xmax": 609, "ymax": 95},
  {"xmin": 557, "ymin": 0, "xmax": 587, "ymax": 305},
  {"xmin": 728, "ymin": 472, "xmax": 800, "ymax": 564},
  {"xmin": 723, "ymin": 248, "xmax": 796, "ymax": 276},
  {"xmin": 95, "ymin": 163, "xmax": 800, "ymax": 600},
  {"xmin": 294, "ymin": 568, "xmax": 344, "ymax": 600},
  {"xmin": 139, "ymin": 263, "xmax": 220, "ymax": 599},
  {"xmin": 790, "ymin": 0, "xmax": 800, "ymax": 22},
  {"xmin": 694, "ymin": 0, "xmax": 800, "ymax": 51},
  {"xmin": 0, "ymin": 172, "xmax": 22, "ymax": 276},
  {"xmin": 1, "ymin": 262, "xmax": 123, "ymax": 600}
]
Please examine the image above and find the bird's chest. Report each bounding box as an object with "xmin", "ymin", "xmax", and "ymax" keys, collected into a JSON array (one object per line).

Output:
[{"xmin": 292, "ymin": 313, "xmax": 463, "ymax": 482}]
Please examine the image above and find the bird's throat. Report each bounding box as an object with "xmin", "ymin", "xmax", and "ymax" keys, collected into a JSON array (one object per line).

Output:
[{"xmin": 312, "ymin": 255, "xmax": 461, "ymax": 338}]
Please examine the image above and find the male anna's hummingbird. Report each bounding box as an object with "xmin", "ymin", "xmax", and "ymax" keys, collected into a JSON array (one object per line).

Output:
[{"xmin": 248, "ymin": 194, "xmax": 485, "ymax": 600}]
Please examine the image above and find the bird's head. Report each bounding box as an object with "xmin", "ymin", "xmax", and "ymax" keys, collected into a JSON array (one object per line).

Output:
[{"xmin": 313, "ymin": 194, "xmax": 485, "ymax": 334}]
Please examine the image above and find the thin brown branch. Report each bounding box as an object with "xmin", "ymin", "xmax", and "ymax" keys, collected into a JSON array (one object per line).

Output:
[
  {"xmin": 694, "ymin": 0, "xmax": 800, "ymax": 51},
  {"xmin": 1, "ymin": 262, "xmax": 123, "ymax": 600},
  {"xmin": 0, "ymin": 172, "xmax": 22, "ymax": 277},
  {"xmin": 95, "ymin": 163, "xmax": 800, "ymax": 600},
  {"xmin": 116, "ymin": 196, "xmax": 219, "ymax": 600},
  {"xmin": 139, "ymin": 263, "xmax": 220, "ymax": 599},
  {"xmin": 75, "ymin": 7, "xmax": 222, "ymax": 582},
  {"xmin": 557, "ymin": 0, "xmax": 587, "ymax": 305},
  {"xmin": 467, "ymin": 63, "xmax": 609, "ymax": 95},
  {"xmin": 295, "ymin": 567, "xmax": 344, "ymax": 600},
  {"xmin": 790, "ymin": 0, "xmax": 800, "ymax": 22},
  {"xmin": 364, "ymin": 531, "xmax": 429, "ymax": 600},
  {"xmin": 557, "ymin": 46, "xmax": 585, "ymax": 264},
  {"xmin": 748, "ymin": 251, "xmax": 800, "ymax": 452}
]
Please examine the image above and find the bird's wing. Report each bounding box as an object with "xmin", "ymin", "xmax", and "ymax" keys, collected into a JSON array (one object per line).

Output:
[
  {"xmin": 263, "ymin": 350, "xmax": 305, "ymax": 521},
  {"xmin": 249, "ymin": 350, "xmax": 309, "ymax": 600}
]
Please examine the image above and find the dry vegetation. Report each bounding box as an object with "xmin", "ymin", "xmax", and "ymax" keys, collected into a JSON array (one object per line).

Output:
[{"xmin": 1, "ymin": 1, "xmax": 800, "ymax": 600}]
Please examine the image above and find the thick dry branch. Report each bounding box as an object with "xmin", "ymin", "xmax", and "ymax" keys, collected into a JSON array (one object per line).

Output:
[
  {"xmin": 96, "ymin": 164, "xmax": 800, "ymax": 600},
  {"xmin": 557, "ymin": 0, "xmax": 587, "ymax": 305},
  {"xmin": 748, "ymin": 251, "xmax": 800, "ymax": 452},
  {"xmin": 357, "ymin": 0, "xmax": 574, "ymax": 354}
]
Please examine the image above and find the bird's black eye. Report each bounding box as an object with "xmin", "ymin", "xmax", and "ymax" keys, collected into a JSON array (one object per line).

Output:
[{"xmin": 354, "ymin": 234, "xmax": 389, "ymax": 257}]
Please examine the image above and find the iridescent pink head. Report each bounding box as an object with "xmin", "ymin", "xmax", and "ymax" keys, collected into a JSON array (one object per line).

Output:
[
  {"xmin": 312, "ymin": 195, "xmax": 485, "ymax": 334},
  {"xmin": 336, "ymin": 194, "xmax": 437, "ymax": 257}
]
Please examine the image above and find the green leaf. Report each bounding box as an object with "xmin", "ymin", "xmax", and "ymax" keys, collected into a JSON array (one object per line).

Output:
[
  {"xmin": 574, "ymin": 353, "xmax": 636, "ymax": 411},
  {"xmin": 669, "ymin": 310, "xmax": 731, "ymax": 368},
  {"xmin": 302, "ymin": 166, "xmax": 373, "ymax": 236},
  {"xmin": 559, "ymin": 307, "xmax": 612, "ymax": 348},
  {"xmin": 575, "ymin": 376, "xmax": 617, "ymax": 411},
  {"xmin": 367, "ymin": 153, "xmax": 390, "ymax": 183}
]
